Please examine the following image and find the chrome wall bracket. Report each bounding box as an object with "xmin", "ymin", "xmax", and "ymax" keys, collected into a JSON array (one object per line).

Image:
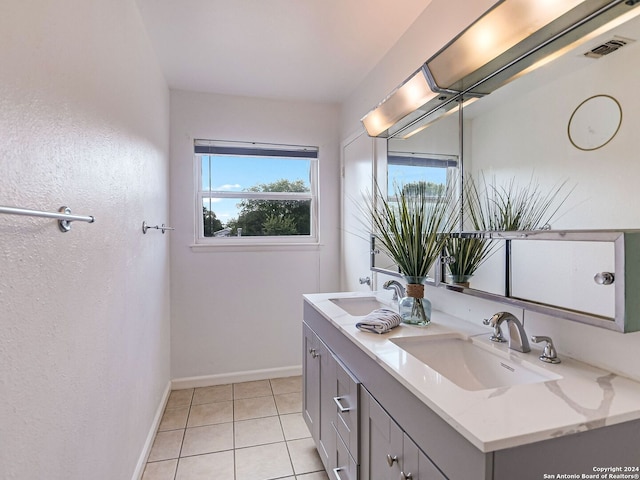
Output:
[{"xmin": 142, "ymin": 221, "xmax": 175, "ymax": 234}]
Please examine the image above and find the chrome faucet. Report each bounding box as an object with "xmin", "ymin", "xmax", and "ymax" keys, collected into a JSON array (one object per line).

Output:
[
  {"xmin": 483, "ymin": 312, "xmax": 531, "ymax": 353},
  {"xmin": 383, "ymin": 280, "xmax": 405, "ymax": 301}
]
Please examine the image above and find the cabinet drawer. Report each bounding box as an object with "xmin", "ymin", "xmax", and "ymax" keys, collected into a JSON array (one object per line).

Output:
[
  {"xmin": 333, "ymin": 428, "xmax": 358, "ymax": 480},
  {"xmin": 333, "ymin": 355, "xmax": 360, "ymax": 461}
]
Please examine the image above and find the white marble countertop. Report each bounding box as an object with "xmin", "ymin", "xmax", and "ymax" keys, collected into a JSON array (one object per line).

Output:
[{"xmin": 303, "ymin": 291, "xmax": 640, "ymax": 453}]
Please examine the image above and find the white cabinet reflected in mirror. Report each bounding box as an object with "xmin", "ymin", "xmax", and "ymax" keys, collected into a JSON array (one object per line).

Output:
[{"xmin": 510, "ymin": 240, "xmax": 616, "ymax": 319}]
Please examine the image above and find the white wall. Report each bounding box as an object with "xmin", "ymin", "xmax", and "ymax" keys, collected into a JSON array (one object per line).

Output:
[
  {"xmin": 340, "ymin": 0, "xmax": 640, "ymax": 383},
  {"xmin": 0, "ymin": 1, "xmax": 170, "ymax": 479},
  {"xmin": 170, "ymin": 90, "xmax": 340, "ymax": 381},
  {"xmin": 466, "ymin": 30, "xmax": 640, "ymax": 229}
]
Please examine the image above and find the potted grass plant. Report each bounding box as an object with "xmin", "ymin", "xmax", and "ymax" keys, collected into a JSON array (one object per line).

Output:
[
  {"xmin": 365, "ymin": 181, "xmax": 458, "ymax": 325},
  {"xmin": 445, "ymin": 174, "xmax": 571, "ymax": 286}
]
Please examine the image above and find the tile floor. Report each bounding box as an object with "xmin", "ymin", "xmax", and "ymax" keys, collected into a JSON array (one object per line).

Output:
[{"xmin": 142, "ymin": 376, "xmax": 329, "ymax": 480}]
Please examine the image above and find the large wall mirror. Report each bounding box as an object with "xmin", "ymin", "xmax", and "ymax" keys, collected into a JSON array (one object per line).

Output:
[{"xmin": 382, "ymin": 8, "xmax": 640, "ymax": 331}]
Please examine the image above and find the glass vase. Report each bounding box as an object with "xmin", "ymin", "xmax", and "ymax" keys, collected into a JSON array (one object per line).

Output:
[
  {"xmin": 448, "ymin": 274, "xmax": 472, "ymax": 288},
  {"xmin": 399, "ymin": 276, "xmax": 431, "ymax": 326}
]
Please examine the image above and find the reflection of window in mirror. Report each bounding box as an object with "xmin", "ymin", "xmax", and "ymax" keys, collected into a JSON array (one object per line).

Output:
[{"xmin": 386, "ymin": 152, "xmax": 458, "ymax": 201}]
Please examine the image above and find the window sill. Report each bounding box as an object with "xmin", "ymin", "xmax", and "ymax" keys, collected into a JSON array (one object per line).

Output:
[{"xmin": 189, "ymin": 242, "xmax": 323, "ymax": 253}]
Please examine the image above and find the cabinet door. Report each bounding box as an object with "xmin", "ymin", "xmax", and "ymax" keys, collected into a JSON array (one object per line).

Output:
[
  {"xmin": 418, "ymin": 449, "xmax": 447, "ymax": 480},
  {"xmin": 402, "ymin": 433, "xmax": 447, "ymax": 480},
  {"xmin": 318, "ymin": 340, "xmax": 337, "ymax": 471},
  {"xmin": 360, "ymin": 388, "xmax": 404, "ymax": 479},
  {"xmin": 303, "ymin": 323, "xmax": 320, "ymax": 441}
]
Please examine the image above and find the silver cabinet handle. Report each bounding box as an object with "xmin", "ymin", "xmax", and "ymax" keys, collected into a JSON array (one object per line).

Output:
[
  {"xmin": 308, "ymin": 348, "xmax": 319, "ymax": 359},
  {"xmin": 333, "ymin": 396, "xmax": 351, "ymax": 413},
  {"xmin": 332, "ymin": 467, "xmax": 345, "ymax": 480},
  {"xmin": 387, "ymin": 454, "xmax": 398, "ymax": 467},
  {"xmin": 400, "ymin": 472, "xmax": 413, "ymax": 480},
  {"xmin": 359, "ymin": 276, "xmax": 371, "ymax": 285}
]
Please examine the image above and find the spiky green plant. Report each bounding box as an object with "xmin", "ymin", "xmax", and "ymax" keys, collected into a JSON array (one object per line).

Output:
[
  {"xmin": 446, "ymin": 174, "xmax": 572, "ymax": 281},
  {"xmin": 446, "ymin": 235, "xmax": 494, "ymax": 279},
  {"xmin": 474, "ymin": 174, "xmax": 571, "ymax": 231},
  {"xmin": 365, "ymin": 181, "xmax": 458, "ymax": 279}
]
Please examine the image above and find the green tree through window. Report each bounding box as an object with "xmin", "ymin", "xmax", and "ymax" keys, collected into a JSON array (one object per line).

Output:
[{"xmin": 221, "ymin": 179, "xmax": 310, "ymax": 236}]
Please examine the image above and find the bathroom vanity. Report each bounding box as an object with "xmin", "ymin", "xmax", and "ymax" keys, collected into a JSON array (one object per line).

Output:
[{"xmin": 303, "ymin": 292, "xmax": 640, "ymax": 480}]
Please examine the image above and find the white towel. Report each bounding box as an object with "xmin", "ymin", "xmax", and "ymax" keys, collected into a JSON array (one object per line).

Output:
[{"xmin": 356, "ymin": 308, "xmax": 402, "ymax": 334}]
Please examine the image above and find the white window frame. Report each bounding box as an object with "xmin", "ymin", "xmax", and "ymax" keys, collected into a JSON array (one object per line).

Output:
[{"xmin": 194, "ymin": 139, "xmax": 319, "ymax": 246}]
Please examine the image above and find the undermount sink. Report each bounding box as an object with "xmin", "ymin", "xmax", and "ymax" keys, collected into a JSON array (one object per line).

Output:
[
  {"xmin": 329, "ymin": 296, "xmax": 390, "ymax": 316},
  {"xmin": 390, "ymin": 334, "xmax": 561, "ymax": 391}
]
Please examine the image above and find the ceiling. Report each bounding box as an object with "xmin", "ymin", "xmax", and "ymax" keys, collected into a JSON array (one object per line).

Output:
[{"xmin": 134, "ymin": 0, "xmax": 433, "ymax": 103}]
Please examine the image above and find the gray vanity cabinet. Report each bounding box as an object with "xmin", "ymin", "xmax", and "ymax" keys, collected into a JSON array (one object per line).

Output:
[
  {"xmin": 303, "ymin": 323, "xmax": 336, "ymax": 471},
  {"xmin": 304, "ymin": 300, "xmax": 640, "ymax": 480},
  {"xmin": 361, "ymin": 387, "xmax": 446, "ymax": 480},
  {"xmin": 304, "ymin": 322, "xmax": 362, "ymax": 479}
]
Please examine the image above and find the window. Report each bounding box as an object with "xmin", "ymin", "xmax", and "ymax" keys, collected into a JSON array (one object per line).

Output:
[
  {"xmin": 195, "ymin": 140, "xmax": 319, "ymax": 243},
  {"xmin": 387, "ymin": 152, "xmax": 458, "ymax": 198}
]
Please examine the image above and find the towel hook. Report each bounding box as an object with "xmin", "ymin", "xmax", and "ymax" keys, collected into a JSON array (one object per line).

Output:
[{"xmin": 142, "ymin": 221, "xmax": 175, "ymax": 234}]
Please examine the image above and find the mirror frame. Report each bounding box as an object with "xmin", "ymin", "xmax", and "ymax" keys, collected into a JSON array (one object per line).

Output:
[{"xmin": 437, "ymin": 230, "xmax": 640, "ymax": 333}]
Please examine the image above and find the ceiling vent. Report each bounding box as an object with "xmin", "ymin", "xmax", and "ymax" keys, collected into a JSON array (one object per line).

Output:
[{"xmin": 584, "ymin": 36, "xmax": 636, "ymax": 58}]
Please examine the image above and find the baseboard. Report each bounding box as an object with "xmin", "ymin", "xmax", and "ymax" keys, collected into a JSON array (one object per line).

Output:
[
  {"xmin": 131, "ymin": 380, "xmax": 172, "ymax": 480},
  {"xmin": 171, "ymin": 365, "xmax": 302, "ymax": 390}
]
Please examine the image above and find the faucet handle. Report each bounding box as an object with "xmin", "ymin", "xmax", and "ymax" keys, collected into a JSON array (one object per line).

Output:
[
  {"xmin": 483, "ymin": 318, "xmax": 506, "ymax": 343},
  {"xmin": 531, "ymin": 335, "xmax": 561, "ymax": 364}
]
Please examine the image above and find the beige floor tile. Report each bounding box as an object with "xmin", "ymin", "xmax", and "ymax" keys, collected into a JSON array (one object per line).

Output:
[
  {"xmin": 274, "ymin": 391, "xmax": 302, "ymax": 414},
  {"xmin": 158, "ymin": 406, "xmax": 189, "ymax": 431},
  {"xmin": 287, "ymin": 437, "xmax": 325, "ymax": 475},
  {"xmin": 167, "ymin": 389, "xmax": 194, "ymax": 408},
  {"xmin": 270, "ymin": 376, "xmax": 302, "ymax": 395},
  {"xmin": 235, "ymin": 442, "xmax": 294, "ymax": 480},
  {"xmin": 297, "ymin": 472, "xmax": 330, "ymax": 480},
  {"xmin": 235, "ymin": 415, "xmax": 284, "ymax": 448},
  {"xmin": 148, "ymin": 430, "xmax": 184, "ymax": 462},
  {"xmin": 141, "ymin": 459, "xmax": 178, "ymax": 480},
  {"xmin": 279, "ymin": 413, "xmax": 310, "ymax": 440},
  {"xmin": 192, "ymin": 384, "xmax": 233, "ymax": 405},
  {"xmin": 181, "ymin": 423, "xmax": 234, "ymax": 457},
  {"xmin": 234, "ymin": 395, "xmax": 278, "ymax": 421},
  {"xmin": 187, "ymin": 401, "xmax": 233, "ymax": 427},
  {"xmin": 233, "ymin": 379, "xmax": 272, "ymax": 399},
  {"xmin": 175, "ymin": 451, "xmax": 234, "ymax": 480}
]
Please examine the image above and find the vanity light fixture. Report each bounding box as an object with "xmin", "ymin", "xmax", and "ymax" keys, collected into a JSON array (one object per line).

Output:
[
  {"xmin": 361, "ymin": 68, "xmax": 442, "ymax": 137},
  {"xmin": 425, "ymin": 0, "xmax": 585, "ymax": 92}
]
